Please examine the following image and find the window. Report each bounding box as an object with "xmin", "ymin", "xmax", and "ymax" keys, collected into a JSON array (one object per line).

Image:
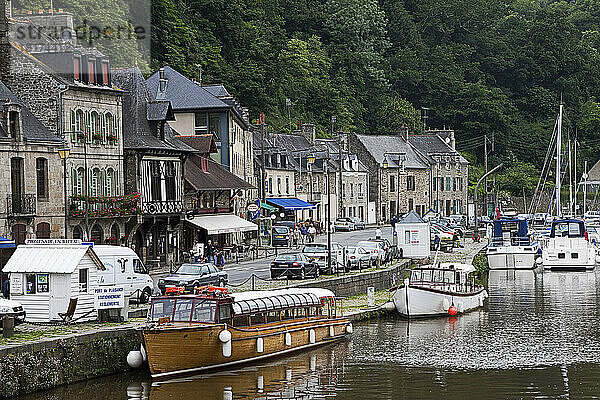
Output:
[
  {"xmin": 440, "ymin": 177, "xmax": 444, "ymax": 192},
  {"xmin": 87, "ymin": 59, "xmax": 96, "ymax": 84},
  {"xmin": 73, "ymin": 55, "xmax": 81, "ymax": 81},
  {"xmin": 453, "ymin": 177, "xmax": 457, "ymax": 191},
  {"xmin": 358, "ymin": 183, "xmax": 363, "ymax": 197},
  {"xmin": 407, "ymin": 176, "xmax": 415, "ymax": 191},
  {"xmin": 37, "ymin": 274, "xmax": 49, "ymax": 293},
  {"xmin": 101, "ymin": 61, "xmax": 110, "ymax": 85},
  {"xmin": 192, "ymin": 300, "xmax": 216, "ymax": 322},
  {"xmin": 36, "ymin": 158, "xmax": 48, "ymax": 199},
  {"xmin": 277, "ymin": 177, "xmax": 281, "ymax": 194},
  {"xmin": 268, "ymin": 177, "xmax": 272, "ymax": 194},
  {"xmin": 133, "ymin": 259, "xmax": 147, "ymax": 274},
  {"xmin": 194, "ymin": 113, "xmax": 207, "ymax": 134},
  {"xmin": 408, "ymin": 198, "xmax": 414, "ymax": 211},
  {"xmin": 36, "ymin": 222, "xmax": 51, "ymax": 239},
  {"xmin": 219, "ymin": 305, "xmax": 232, "ymax": 322},
  {"xmin": 285, "ymin": 177, "xmax": 290, "ymax": 194},
  {"xmin": 173, "ymin": 299, "xmax": 193, "ymax": 321},
  {"xmin": 208, "ymin": 114, "xmax": 221, "ymax": 138},
  {"xmin": 150, "ymin": 161, "xmax": 162, "ymax": 201},
  {"xmin": 459, "ymin": 178, "xmax": 463, "ymax": 191},
  {"xmin": 90, "ymin": 168, "xmax": 102, "ymax": 197},
  {"xmin": 105, "ymin": 168, "xmax": 118, "ymax": 196},
  {"xmin": 343, "ymin": 183, "xmax": 346, "ymax": 198},
  {"xmin": 79, "ymin": 268, "xmax": 88, "ymax": 293},
  {"xmin": 350, "ymin": 183, "xmax": 354, "ymax": 197},
  {"xmin": 151, "ymin": 298, "xmax": 175, "ymax": 321},
  {"xmin": 446, "ymin": 177, "xmax": 451, "ymax": 192},
  {"xmin": 75, "ymin": 109, "xmax": 84, "ymax": 141},
  {"xmin": 405, "ymin": 230, "xmax": 411, "ymax": 244},
  {"xmin": 389, "ymin": 175, "xmax": 396, "ymax": 192},
  {"xmin": 26, "ymin": 274, "xmax": 37, "ymax": 294},
  {"xmin": 200, "ymin": 157, "xmax": 208, "ymax": 172},
  {"xmin": 9, "ymin": 110, "xmax": 19, "ymax": 138},
  {"xmin": 165, "ymin": 161, "xmax": 177, "ymax": 201}
]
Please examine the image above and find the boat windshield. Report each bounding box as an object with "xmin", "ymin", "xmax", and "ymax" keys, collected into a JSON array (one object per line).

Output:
[
  {"xmin": 411, "ymin": 269, "xmax": 457, "ymax": 284},
  {"xmin": 551, "ymin": 221, "xmax": 585, "ymax": 238},
  {"xmin": 150, "ymin": 298, "xmax": 217, "ymax": 322}
]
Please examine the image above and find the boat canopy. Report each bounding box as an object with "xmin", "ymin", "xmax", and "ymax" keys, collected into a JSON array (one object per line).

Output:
[
  {"xmin": 418, "ymin": 263, "xmax": 476, "ymax": 274},
  {"xmin": 550, "ymin": 219, "xmax": 585, "ymax": 238},
  {"xmin": 492, "ymin": 219, "xmax": 528, "ymax": 238},
  {"xmin": 231, "ymin": 288, "xmax": 335, "ymax": 316}
]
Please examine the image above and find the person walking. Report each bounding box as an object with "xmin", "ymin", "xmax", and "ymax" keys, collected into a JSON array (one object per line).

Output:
[
  {"xmin": 391, "ymin": 215, "xmax": 397, "ymax": 234},
  {"xmin": 375, "ymin": 226, "xmax": 382, "ymax": 240},
  {"xmin": 300, "ymin": 224, "xmax": 308, "ymax": 244},
  {"xmin": 206, "ymin": 240, "xmax": 216, "ymax": 264},
  {"xmin": 308, "ymin": 225, "xmax": 316, "ymax": 243}
]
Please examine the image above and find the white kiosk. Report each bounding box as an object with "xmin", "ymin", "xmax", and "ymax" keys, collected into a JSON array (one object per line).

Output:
[
  {"xmin": 395, "ymin": 211, "xmax": 431, "ymax": 258},
  {"xmin": 3, "ymin": 239, "xmax": 106, "ymax": 323}
]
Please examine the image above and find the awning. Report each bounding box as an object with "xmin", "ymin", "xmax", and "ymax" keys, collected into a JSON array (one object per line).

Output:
[
  {"xmin": 260, "ymin": 202, "xmax": 277, "ymax": 211},
  {"xmin": 267, "ymin": 198, "xmax": 316, "ymax": 210},
  {"xmin": 186, "ymin": 214, "xmax": 258, "ymax": 235},
  {"xmin": 0, "ymin": 236, "xmax": 15, "ymax": 249}
]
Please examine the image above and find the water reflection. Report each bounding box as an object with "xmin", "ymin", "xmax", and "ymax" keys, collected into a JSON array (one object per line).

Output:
[{"xmin": 21, "ymin": 268, "xmax": 600, "ymax": 399}]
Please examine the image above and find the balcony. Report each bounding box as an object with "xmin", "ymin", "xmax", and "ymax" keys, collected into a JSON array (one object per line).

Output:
[
  {"xmin": 185, "ymin": 206, "xmax": 233, "ymax": 216},
  {"xmin": 142, "ymin": 200, "xmax": 184, "ymax": 215},
  {"xmin": 7, "ymin": 194, "xmax": 36, "ymax": 216},
  {"xmin": 70, "ymin": 193, "xmax": 141, "ymax": 218}
]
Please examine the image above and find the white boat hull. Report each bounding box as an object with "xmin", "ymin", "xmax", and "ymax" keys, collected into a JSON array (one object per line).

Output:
[
  {"xmin": 542, "ymin": 237, "xmax": 597, "ymax": 270},
  {"xmin": 393, "ymin": 283, "xmax": 488, "ymax": 318},
  {"xmin": 486, "ymin": 245, "xmax": 539, "ymax": 270}
]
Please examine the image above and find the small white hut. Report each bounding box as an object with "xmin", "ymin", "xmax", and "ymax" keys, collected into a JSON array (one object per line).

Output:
[
  {"xmin": 3, "ymin": 241, "xmax": 105, "ymax": 322},
  {"xmin": 395, "ymin": 211, "xmax": 431, "ymax": 258}
]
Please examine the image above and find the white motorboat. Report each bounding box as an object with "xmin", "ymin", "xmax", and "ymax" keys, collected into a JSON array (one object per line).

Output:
[
  {"xmin": 486, "ymin": 218, "xmax": 540, "ymax": 269},
  {"xmin": 392, "ymin": 262, "xmax": 488, "ymax": 318},
  {"xmin": 542, "ymin": 219, "xmax": 598, "ymax": 270}
]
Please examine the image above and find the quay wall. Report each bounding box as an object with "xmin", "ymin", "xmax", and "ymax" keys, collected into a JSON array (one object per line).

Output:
[
  {"xmin": 0, "ymin": 326, "xmax": 140, "ymax": 399},
  {"xmin": 290, "ymin": 259, "xmax": 410, "ymax": 297}
]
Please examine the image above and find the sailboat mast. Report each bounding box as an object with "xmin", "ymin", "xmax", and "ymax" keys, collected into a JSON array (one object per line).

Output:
[
  {"xmin": 569, "ymin": 139, "xmax": 573, "ymax": 215},
  {"xmin": 556, "ymin": 103, "xmax": 563, "ymax": 217}
]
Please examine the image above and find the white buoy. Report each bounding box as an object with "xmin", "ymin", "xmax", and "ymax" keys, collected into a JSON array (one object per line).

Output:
[
  {"xmin": 329, "ymin": 325, "xmax": 335, "ymax": 337},
  {"xmin": 478, "ymin": 296, "xmax": 484, "ymax": 307},
  {"xmin": 140, "ymin": 344, "xmax": 147, "ymax": 362},
  {"xmin": 257, "ymin": 375, "xmax": 264, "ymax": 392},
  {"xmin": 223, "ymin": 387, "xmax": 233, "ymax": 400},
  {"xmin": 127, "ymin": 350, "xmax": 143, "ymax": 368},
  {"xmin": 457, "ymin": 302, "xmax": 464, "ymax": 313},
  {"xmin": 442, "ymin": 298, "xmax": 450, "ymax": 311},
  {"xmin": 257, "ymin": 337, "xmax": 264, "ymax": 353},
  {"xmin": 536, "ymin": 257, "xmax": 543, "ymax": 266},
  {"xmin": 309, "ymin": 329, "xmax": 316, "ymax": 344},
  {"xmin": 346, "ymin": 323, "xmax": 353, "ymax": 334},
  {"xmin": 383, "ymin": 301, "xmax": 396, "ymax": 312},
  {"xmin": 219, "ymin": 330, "xmax": 232, "ymax": 357},
  {"xmin": 285, "ymin": 332, "xmax": 292, "ymax": 346}
]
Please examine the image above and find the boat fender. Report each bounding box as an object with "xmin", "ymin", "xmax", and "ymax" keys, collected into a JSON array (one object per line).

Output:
[
  {"xmin": 309, "ymin": 329, "xmax": 316, "ymax": 344},
  {"xmin": 383, "ymin": 301, "xmax": 396, "ymax": 312},
  {"xmin": 126, "ymin": 349, "xmax": 143, "ymax": 369},
  {"xmin": 442, "ymin": 298, "xmax": 450, "ymax": 311},
  {"xmin": 595, "ymin": 254, "xmax": 600, "ymax": 263},
  {"xmin": 285, "ymin": 332, "xmax": 292, "ymax": 346},
  {"xmin": 219, "ymin": 330, "xmax": 232, "ymax": 357},
  {"xmin": 257, "ymin": 375, "xmax": 264, "ymax": 392},
  {"xmin": 257, "ymin": 337, "xmax": 264, "ymax": 353},
  {"xmin": 329, "ymin": 325, "xmax": 335, "ymax": 337},
  {"xmin": 457, "ymin": 302, "xmax": 464, "ymax": 313},
  {"xmin": 535, "ymin": 257, "xmax": 543, "ymax": 266},
  {"xmin": 478, "ymin": 296, "xmax": 484, "ymax": 307},
  {"xmin": 346, "ymin": 323, "xmax": 353, "ymax": 334},
  {"xmin": 140, "ymin": 344, "xmax": 147, "ymax": 362},
  {"xmin": 484, "ymin": 290, "xmax": 489, "ymax": 299},
  {"xmin": 448, "ymin": 305, "xmax": 458, "ymax": 316},
  {"xmin": 223, "ymin": 387, "xmax": 233, "ymax": 400}
]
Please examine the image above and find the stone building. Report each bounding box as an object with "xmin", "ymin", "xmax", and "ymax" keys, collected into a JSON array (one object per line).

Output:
[
  {"xmin": 2, "ymin": 4, "xmax": 130, "ymax": 242},
  {"xmin": 112, "ymin": 66, "xmax": 195, "ymax": 267},
  {"xmin": 0, "ymin": 81, "xmax": 65, "ymax": 243}
]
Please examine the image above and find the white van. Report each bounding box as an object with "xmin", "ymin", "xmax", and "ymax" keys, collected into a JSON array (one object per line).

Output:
[{"xmin": 93, "ymin": 245, "xmax": 154, "ymax": 303}]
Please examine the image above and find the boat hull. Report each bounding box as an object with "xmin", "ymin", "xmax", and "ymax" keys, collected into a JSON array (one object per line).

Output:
[
  {"xmin": 392, "ymin": 285, "xmax": 487, "ymax": 317},
  {"xmin": 486, "ymin": 245, "xmax": 539, "ymax": 270},
  {"xmin": 542, "ymin": 238, "xmax": 597, "ymax": 270},
  {"xmin": 140, "ymin": 317, "xmax": 350, "ymax": 379}
]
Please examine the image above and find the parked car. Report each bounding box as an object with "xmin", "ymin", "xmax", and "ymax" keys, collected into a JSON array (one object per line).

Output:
[
  {"xmin": 158, "ymin": 263, "xmax": 228, "ymax": 294},
  {"xmin": 349, "ymin": 217, "xmax": 365, "ymax": 230},
  {"xmin": 432, "ymin": 219, "xmax": 464, "ymax": 238},
  {"xmin": 345, "ymin": 246, "xmax": 372, "ymax": 269},
  {"xmin": 302, "ymin": 243, "xmax": 338, "ymax": 274},
  {"xmin": 272, "ymin": 226, "xmax": 291, "ymax": 247},
  {"xmin": 357, "ymin": 240, "xmax": 386, "ymax": 264},
  {"xmin": 430, "ymin": 224, "xmax": 455, "ymax": 252},
  {"xmin": 270, "ymin": 253, "xmax": 319, "ymax": 279},
  {"xmin": 367, "ymin": 238, "xmax": 396, "ymax": 261},
  {"xmin": 448, "ymin": 214, "xmax": 466, "ymax": 227},
  {"xmin": 334, "ymin": 217, "xmax": 355, "ymax": 231},
  {"xmin": 276, "ymin": 221, "xmax": 297, "ymax": 231},
  {"xmin": 0, "ymin": 297, "xmax": 25, "ymax": 326}
]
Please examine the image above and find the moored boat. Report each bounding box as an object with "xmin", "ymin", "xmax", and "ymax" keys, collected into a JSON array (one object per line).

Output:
[
  {"xmin": 486, "ymin": 218, "xmax": 540, "ymax": 269},
  {"xmin": 542, "ymin": 219, "xmax": 598, "ymax": 270},
  {"xmin": 139, "ymin": 287, "xmax": 351, "ymax": 379},
  {"xmin": 392, "ymin": 263, "xmax": 488, "ymax": 318}
]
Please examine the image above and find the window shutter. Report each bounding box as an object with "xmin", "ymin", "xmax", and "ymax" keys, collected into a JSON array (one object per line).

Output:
[
  {"xmin": 102, "ymin": 169, "xmax": 108, "ymax": 196},
  {"xmin": 85, "ymin": 111, "xmax": 91, "ymax": 143},
  {"xmin": 70, "ymin": 110, "xmax": 76, "ymax": 141},
  {"xmin": 71, "ymin": 167, "xmax": 76, "ymax": 196}
]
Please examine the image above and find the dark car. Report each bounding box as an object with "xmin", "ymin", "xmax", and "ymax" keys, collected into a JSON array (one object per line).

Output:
[
  {"xmin": 270, "ymin": 253, "xmax": 319, "ymax": 279},
  {"xmin": 158, "ymin": 263, "xmax": 228, "ymax": 294},
  {"xmin": 272, "ymin": 225, "xmax": 291, "ymax": 247}
]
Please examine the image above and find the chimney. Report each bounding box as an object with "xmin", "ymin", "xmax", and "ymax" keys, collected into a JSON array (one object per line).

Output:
[
  {"xmin": 399, "ymin": 124, "xmax": 409, "ymax": 141},
  {"xmin": 0, "ymin": 0, "xmax": 9, "ymax": 81},
  {"xmin": 301, "ymin": 123, "xmax": 316, "ymax": 145},
  {"xmin": 158, "ymin": 68, "xmax": 167, "ymax": 93}
]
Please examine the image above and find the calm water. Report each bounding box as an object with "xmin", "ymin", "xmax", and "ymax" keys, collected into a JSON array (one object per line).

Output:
[{"xmin": 23, "ymin": 268, "xmax": 600, "ymax": 399}]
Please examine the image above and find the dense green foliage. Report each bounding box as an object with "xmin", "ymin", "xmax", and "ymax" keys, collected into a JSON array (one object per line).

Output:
[{"xmin": 16, "ymin": 0, "xmax": 600, "ymax": 197}]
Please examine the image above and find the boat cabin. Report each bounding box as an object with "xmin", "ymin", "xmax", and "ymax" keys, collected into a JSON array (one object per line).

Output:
[
  {"xmin": 409, "ymin": 263, "xmax": 479, "ymax": 293},
  {"xmin": 550, "ymin": 219, "xmax": 586, "ymax": 239},
  {"xmin": 149, "ymin": 288, "xmax": 339, "ymax": 327},
  {"xmin": 490, "ymin": 219, "xmax": 530, "ymax": 246}
]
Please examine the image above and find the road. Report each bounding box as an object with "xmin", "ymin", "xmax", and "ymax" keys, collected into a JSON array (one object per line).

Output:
[{"xmin": 151, "ymin": 225, "xmax": 396, "ymax": 287}]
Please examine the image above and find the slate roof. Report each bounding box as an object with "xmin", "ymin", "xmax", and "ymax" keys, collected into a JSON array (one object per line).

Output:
[
  {"xmin": 0, "ymin": 81, "xmax": 61, "ymax": 142},
  {"xmin": 177, "ymin": 135, "xmax": 218, "ymax": 154},
  {"xmin": 146, "ymin": 66, "xmax": 229, "ymax": 111},
  {"xmin": 355, "ymin": 134, "xmax": 429, "ymax": 169},
  {"xmin": 111, "ymin": 67, "xmax": 195, "ymax": 152},
  {"xmin": 202, "ymin": 84, "xmax": 231, "ymax": 98},
  {"xmin": 408, "ymin": 134, "xmax": 468, "ymax": 164},
  {"xmin": 272, "ymin": 133, "xmax": 312, "ymax": 152},
  {"xmin": 185, "ymin": 154, "xmax": 255, "ymax": 191},
  {"xmin": 398, "ymin": 210, "xmax": 426, "ymax": 224}
]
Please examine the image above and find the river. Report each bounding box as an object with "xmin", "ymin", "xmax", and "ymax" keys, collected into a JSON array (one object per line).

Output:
[{"xmin": 22, "ymin": 268, "xmax": 600, "ymax": 399}]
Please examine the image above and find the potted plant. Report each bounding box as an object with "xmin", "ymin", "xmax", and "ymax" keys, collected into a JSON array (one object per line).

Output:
[
  {"xmin": 77, "ymin": 132, "xmax": 85, "ymax": 142},
  {"xmin": 107, "ymin": 134, "xmax": 117, "ymax": 144},
  {"xmin": 92, "ymin": 133, "xmax": 103, "ymax": 143}
]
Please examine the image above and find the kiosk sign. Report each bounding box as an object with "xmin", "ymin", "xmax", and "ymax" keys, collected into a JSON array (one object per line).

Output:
[{"xmin": 94, "ymin": 286, "xmax": 125, "ymax": 309}]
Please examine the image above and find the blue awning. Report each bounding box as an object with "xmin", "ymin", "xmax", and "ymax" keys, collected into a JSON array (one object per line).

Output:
[
  {"xmin": 0, "ymin": 236, "xmax": 15, "ymax": 249},
  {"xmin": 267, "ymin": 198, "xmax": 316, "ymax": 210}
]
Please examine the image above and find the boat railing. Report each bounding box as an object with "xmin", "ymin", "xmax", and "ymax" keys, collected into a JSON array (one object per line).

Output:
[
  {"xmin": 410, "ymin": 279, "xmax": 482, "ymax": 294},
  {"xmin": 489, "ymin": 236, "xmax": 532, "ymax": 247}
]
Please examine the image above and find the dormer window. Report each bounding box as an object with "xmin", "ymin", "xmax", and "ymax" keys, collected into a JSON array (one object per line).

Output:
[
  {"xmin": 201, "ymin": 157, "xmax": 208, "ymax": 172},
  {"xmin": 87, "ymin": 58, "xmax": 96, "ymax": 84},
  {"xmin": 101, "ymin": 61, "xmax": 110, "ymax": 86},
  {"xmin": 9, "ymin": 110, "xmax": 19, "ymax": 139},
  {"xmin": 73, "ymin": 55, "xmax": 81, "ymax": 81}
]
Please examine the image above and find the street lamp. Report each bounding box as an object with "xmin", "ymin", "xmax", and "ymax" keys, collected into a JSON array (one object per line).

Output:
[{"xmin": 58, "ymin": 147, "xmax": 70, "ymax": 238}]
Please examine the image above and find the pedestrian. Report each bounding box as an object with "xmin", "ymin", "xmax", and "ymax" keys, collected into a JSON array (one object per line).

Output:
[
  {"xmin": 391, "ymin": 215, "xmax": 397, "ymax": 234},
  {"xmin": 300, "ymin": 224, "xmax": 308, "ymax": 244},
  {"xmin": 2, "ymin": 278, "xmax": 9, "ymax": 299},
  {"xmin": 308, "ymin": 225, "xmax": 316, "ymax": 243},
  {"xmin": 294, "ymin": 225, "xmax": 301, "ymax": 247},
  {"xmin": 206, "ymin": 240, "xmax": 216, "ymax": 264},
  {"xmin": 434, "ymin": 234, "xmax": 441, "ymax": 251},
  {"xmin": 216, "ymin": 249, "xmax": 225, "ymax": 270},
  {"xmin": 375, "ymin": 226, "xmax": 382, "ymax": 240}
]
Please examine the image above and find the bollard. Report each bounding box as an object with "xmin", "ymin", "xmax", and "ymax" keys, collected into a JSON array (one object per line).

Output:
[
  {"xmin": 3, "ymin": 316, "xmax": 14, "ymax": 338},
  {"xmin": 367, "ymin": 286, "xmax": 375, "ymax": 307}
]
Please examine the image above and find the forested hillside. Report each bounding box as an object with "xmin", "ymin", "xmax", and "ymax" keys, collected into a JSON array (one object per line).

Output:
[{"xmin": 15, "ymin": 0, "xmax": 600, "ymax": 195}]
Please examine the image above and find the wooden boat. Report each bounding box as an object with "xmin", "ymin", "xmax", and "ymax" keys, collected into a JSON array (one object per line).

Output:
[
  {"xmin": 139, "ymin": 287, "xmax": 351, "ymax": 379},
  {"xmin": 392, "ymin": 263, "xmax": 488, "ymax": 317},
  {"xmin": 486, "ymin": 218, "xmax": 540, "ymax": 269},
  {"xmin": 542, "ymin": 219, "xmax": 598, "ymax": 270}
]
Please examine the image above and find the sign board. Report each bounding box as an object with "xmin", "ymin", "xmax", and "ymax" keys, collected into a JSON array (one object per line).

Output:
[
  {"xmin": 25, "ymin": 239, "xmax": 83, "ymax": 245},
  {"xmin": 247, "ymin": 203, "xmax": 259, "ymax": 212},
  {"xmin": 94, "ymin": 286, "xmax": 125, "ymax": 309},
  {"xmin": 10, "ymin": 273, "xmax": 23, "ymax": 295}
]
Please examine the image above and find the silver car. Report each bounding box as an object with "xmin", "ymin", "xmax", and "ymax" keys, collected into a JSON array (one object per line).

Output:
[
  {"xmin": 349, "ymin": 217, "xmax": 365, "ymax": 230},
  {"xmin": 346, "ymin": 246, "xmax": 371, "ymax": 269}
]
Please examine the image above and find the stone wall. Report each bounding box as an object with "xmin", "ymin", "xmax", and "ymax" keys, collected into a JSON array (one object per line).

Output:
[
  {"xmin": 291, "ymin": 259, "xmax": 410, "ymax": 297},
  {"xmin": 0, "ymin": 326, "xmax": 140, "ymax": 399}
]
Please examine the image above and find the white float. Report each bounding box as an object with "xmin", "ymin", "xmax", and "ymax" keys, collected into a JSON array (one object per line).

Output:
[{"xmin": 219, "ymin": 329, "xmax": 232, "ymax": 357}]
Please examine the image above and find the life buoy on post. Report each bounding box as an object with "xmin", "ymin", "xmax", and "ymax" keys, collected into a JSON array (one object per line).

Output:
[{"xmin": 219, "ymin": 329, "xmax": 232, "ymax": 357}]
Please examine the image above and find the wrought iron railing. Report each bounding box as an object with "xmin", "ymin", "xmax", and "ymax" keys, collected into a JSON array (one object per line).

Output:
[
  {"xmin": 7, "ymin": 194, "xmax": 36, "ymax": 216},
  {"xmin": 70, "ymin": 193, "xmax": 141, "ymax": 218},
  {"xmin": 142, "ymin": 200, "xmax": 184, "ymax": 215}
]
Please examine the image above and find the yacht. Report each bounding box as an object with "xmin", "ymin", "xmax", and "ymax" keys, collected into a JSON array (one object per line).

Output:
[
  {"xmin": 486, "ymin": 218, "xmax": 540, "ymax": 269},
  {"xmin": 542, "ymin": 219, "xmax": 598, "ymax": 270}
]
